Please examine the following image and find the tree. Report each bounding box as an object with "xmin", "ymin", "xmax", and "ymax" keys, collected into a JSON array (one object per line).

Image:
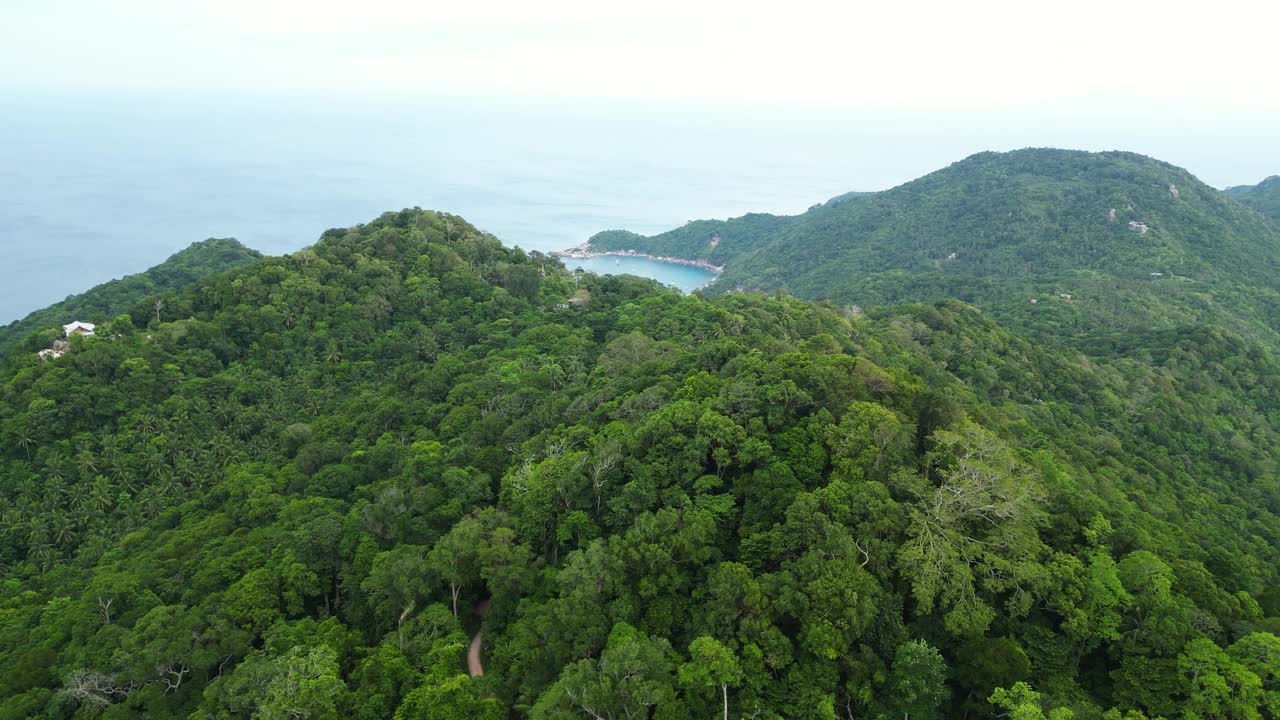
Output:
[
  {"xmin": 680, "ymin": 636, "xmax": 743, "ymax": 720},
  {"xmin": 224, "ymin": 567, "xmax": 283, "ymax": 636},
  {"xmin": 691, "ymin": 562, "xmax": 763, "ymax": 644},
  {"xmin": 346, "ymin": 643, "xmax": 418, "ymax": 720},
  {"xmin": 362, "ymin": 545, "xmax": 431, "ymax": 648},
  {"xmin": 953, "ymin": 637, "xmax": 1031, "ymax": 715},
  {"xmin": 427, "ymin": 516, "xmax": 484, "ymax": 617},
  {"xmin": 989, "ymin": 682, "xmax": 1073, "ymax": 720},
  {"xmin": 207, "ymin": 645, "xmax": 346, "ymax": 720},
  {"xmin": 597, "ymin": 332, "xmax": 660, "ymax": 374},
  {"xmin": 114, "ymin": 605, "xmax": 202, "ymax": 693},
  {"xmin": 897, "ymin": 422, "xmax": 1045, "ymax": 636},
  {"xmin": 1178, "ymin": 638, "xmax": 1264, "ymax": 720},
  {"xmin": 778, "ymin": 538, "xmax": 882, "ymax": 660},
  {"xmin": 0, "ymin": 647, "xmax": 57, "ymax": 695},
  {"xmin": 395, "ymin": 673, "xmax": 502, "ymax": 720},
  {"xmin": 589, "ymin": 440, "xmax": 622, "ymax": 518},
  {"xmin": 825, "ymin": 401, "xmax": 910, "ymax": 482},
  {"xmin": 533, "ymin": 623, "xmax": 677, "ymax": 720},
  {"xmin": 1229, "ymin": 633, "xmax": 1280, "ymax": 717},
  {"xmin": 60, "ymin": 668, "xmax": 133, "ymax": 711},
  {"xmin": 888, "ymin": 640, "xmax": 947, "ymax": 720}
]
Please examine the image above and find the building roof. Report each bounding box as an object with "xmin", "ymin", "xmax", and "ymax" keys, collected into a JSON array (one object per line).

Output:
[{"xmin": 63, "ymin": 321, "xmax": 96, "ymax": 335}]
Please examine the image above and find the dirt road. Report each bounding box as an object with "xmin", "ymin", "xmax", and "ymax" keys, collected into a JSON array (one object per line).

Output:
[{"xmin": 468, "ymin": 598, "xmax": 491, "ymax": 677}]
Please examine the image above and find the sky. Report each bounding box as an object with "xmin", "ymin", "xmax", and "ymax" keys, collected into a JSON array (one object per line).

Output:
[
  {"xmin": 3, "ymin": 0, "xmax": 1279, "ymax": 112},
  {"xmin": 1, "ymin": 0, "xmax": 1278, "ymax": 188}
]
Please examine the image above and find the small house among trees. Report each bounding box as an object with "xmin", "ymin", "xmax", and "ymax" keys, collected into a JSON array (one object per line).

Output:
[{"xmin": 63, "ymin": 321, "xmax": 96, "ymax": 337}]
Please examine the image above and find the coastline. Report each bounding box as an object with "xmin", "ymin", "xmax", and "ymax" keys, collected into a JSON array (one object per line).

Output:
[{"xmin": 553, "ymin": 245, "xmax": 725, "ymax": 275}]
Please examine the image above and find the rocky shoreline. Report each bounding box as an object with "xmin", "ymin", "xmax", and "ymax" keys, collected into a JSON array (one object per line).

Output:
[{"xmin": 553, "ymin": 245, "xmax": 725, "ymax": 274}]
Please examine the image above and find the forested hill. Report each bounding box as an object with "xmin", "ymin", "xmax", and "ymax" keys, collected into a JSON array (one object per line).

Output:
[
  {"xmin": 0, "ymin": 238, "xmax": 262, "ymax": 356},
  {"xmin": 589, "ymin": 149, "xmax": 1280, "ymax": 347},
  {"xmin": 1227, "ymin": 175, "xmax": 1280, "ymax": 222},
  {"xmin": 4, "ymin": 208, "xmax": 1280, "ymax": 719}
]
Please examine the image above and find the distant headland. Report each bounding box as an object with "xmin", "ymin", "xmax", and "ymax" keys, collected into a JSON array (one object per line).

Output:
[{"xmin": 553, "ymin": 244, "xmax": 725, "ymax": 277}]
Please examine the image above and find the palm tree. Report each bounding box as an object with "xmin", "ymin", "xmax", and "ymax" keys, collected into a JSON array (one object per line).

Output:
[
  {"xmin": 142, "ymin": 446, "xmax": 166, "ymax": 480},
  {"xmin": 0, "ymin": 510, "xmax": 25, "ymax": 538},
  {"xmin": 30, "ymin": 543, "xmax": 57, "ymax": 572},
  {"xmin": 44, "ymin": 452, "xmax": 69, "ymax": 483},
  {"xmin": 112, "ymin": 465, "xmax": 139, "ymax": 493},
  {"xmin": 14, "ymin": 479, "xmax": 38, "ymax": 506},
  {"xmin": 136, "ymin": 413, "xmax": 159, "ymax": 436},
  {"xmin": 229, "ymin": 414, "xmax": 253, "ymax": 440},
  {"xmin": 43, "ymin": 476, "xmax": 67, "ymax": 504},
  {"xmin": 67, "ymin": 483, "xmax": 91, "ymax": 513},
  {"xmin": 26, "ymin": 524, "xmax": 50, "ymax": 548},
  {"xmin": 75, "ymin": 448, "xmax": 99, "ymax": 479},
  {"xmin": 563, "ymin": 356, "xmax": 585, "ymax": 380},
  {"xmin": 247, "ymin": 434, "xmax": 272, "ymax": 459},
  {"xmin": 12, "ymin": 426, "xmax": 35, "ymax": 460},
  {"xmin": 213, "ymin": 400, "xmax": 239, "ymax": 427},
  {"xmin": 139, "ymin": 488, "xmax": 165, "ymax": 517},
  {"xmin": 173, "ymin": 454, "xmax": 197, "ymax": 487},
  {"xmin": 99, "ymin": 436, "xmax": 120, "ymax": 468},
  {"xmin": 88, "ymin": 476, "xmax": 115, "ymax": 513},
  {"xmin": 542, "ymin": 363, "xmax": 566, "ymax": 390},
  {"xmin": 210, "ymin": 435, "xmax": 237, "ymax": 465},
  {"xmin": 154, "ymin": 467, "xmax": 180, "ymax": 499},
  {"xmin": 51, "ymin": 516, "xmax": 78, "ymax": 548},
  {"xmin": 121, "ymin": 503, "xmax": 145, "ymax": 532}
]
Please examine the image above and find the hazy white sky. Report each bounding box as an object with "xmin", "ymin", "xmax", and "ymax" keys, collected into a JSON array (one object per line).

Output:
[{"xmin": 3, "ymin": 0, "xmax": 1279, "ymax": 114}]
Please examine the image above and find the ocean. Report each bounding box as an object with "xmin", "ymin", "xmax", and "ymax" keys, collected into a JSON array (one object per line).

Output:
[
  {"xmin": 2, "ymin": 92, "xmax": 1276, "ymax": 323},
  {"xmin": 0, "ymin": 94, "xmax": 856, "ymax": 322}
]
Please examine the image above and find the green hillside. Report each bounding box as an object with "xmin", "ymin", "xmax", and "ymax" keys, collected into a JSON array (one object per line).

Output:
[
  {"xmin": 1227, "ymin": 175, "xmax": 1280, "ymax": 222},
  {"xmin": 0, "ymin": 238, "xmax": 262, "ymax": 356},
  {"xmin": 588, "ymin": 192, "xmax": 876, "ymax": 268},
  {"xmin": 589, "ymin": 149, "xmax": 1280, "ymax": 347},
  {"xmin": 3, "ymin": 209, "xmax": 1280, "ymax": 719},
  {"xmin": 588, "ymin": 211, "xmax": 792, "ymax": 268}
]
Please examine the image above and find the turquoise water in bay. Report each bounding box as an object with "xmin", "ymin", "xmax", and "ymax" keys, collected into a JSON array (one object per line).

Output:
[{"xmin": 570, "ymin": 256, "xmax": 716, "ymax": 293}]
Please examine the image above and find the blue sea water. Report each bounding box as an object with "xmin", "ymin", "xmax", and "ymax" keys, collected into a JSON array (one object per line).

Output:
[
  {"xmin": 2, "ymin": 92, "xmax": 1276, "ymax": 323},
  {"xmin": 0, "ymin": 94, "xmax": 854, "ymax": 322},
  {"xmin": 572, "ymin": 256, "xmax": 715, "ymax": 293}
]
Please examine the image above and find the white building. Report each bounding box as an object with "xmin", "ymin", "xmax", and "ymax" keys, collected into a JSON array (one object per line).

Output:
[{"xmin": 63, "ymin": 321, "xmax": 96, "ymax": 337}]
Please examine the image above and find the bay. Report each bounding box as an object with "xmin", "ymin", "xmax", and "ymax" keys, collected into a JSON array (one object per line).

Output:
[{"xmin": 569, "ymin": 256, "xmax": 716, "ymax": 293}]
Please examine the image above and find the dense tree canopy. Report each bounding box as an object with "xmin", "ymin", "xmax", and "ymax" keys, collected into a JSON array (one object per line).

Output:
[{"xmin": 2, "ymin": 202, "xmax": 1280, "ymax": 719}]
